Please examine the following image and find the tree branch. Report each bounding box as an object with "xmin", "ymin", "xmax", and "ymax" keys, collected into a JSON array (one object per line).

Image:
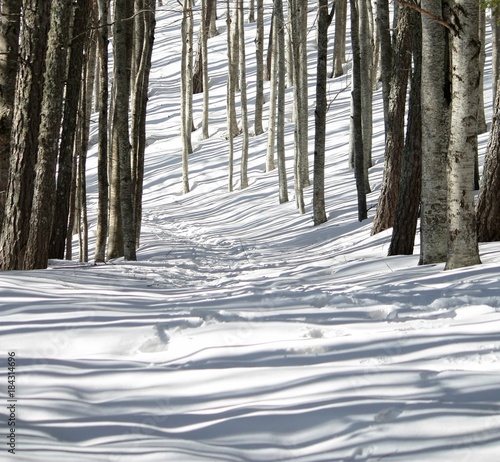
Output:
[{"xmin": 396, "ymin": 0, "xmax": 452, "ymax": 32}]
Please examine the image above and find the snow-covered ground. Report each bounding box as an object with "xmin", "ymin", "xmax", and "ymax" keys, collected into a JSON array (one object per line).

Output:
[{"xmin": 1, "ymin": 2, "xmax": 500, "ymax": 461}]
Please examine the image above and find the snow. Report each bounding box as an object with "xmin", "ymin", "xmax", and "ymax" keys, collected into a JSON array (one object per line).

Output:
[{"xmin": 1, "ymin": 2, "xmax": 500, "ymax": 461}]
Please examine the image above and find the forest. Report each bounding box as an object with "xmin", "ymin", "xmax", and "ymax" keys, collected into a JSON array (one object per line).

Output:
[
  {"xmin": 2, "ymin": 1, "xmax": 500, "ymax": 460},
  {"xmin": 0, "ymin": 0, "xmax": 499, "ymax": 271}
]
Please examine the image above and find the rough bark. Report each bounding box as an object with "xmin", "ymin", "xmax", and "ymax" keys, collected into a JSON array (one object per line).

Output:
[
  {"xmin": 239, "ymin": 0, "xmax": 249, "ymax": 189},
  {"xmin": 445, "ymin": 0, "xmax": 481, "ymax": 270},
  {"xmin": 0, "ymin": 0, "xmax": 21, "ymax": 235},
  {"xmin": 419, "ymin": 0, "xmax": 450, "ymax": 265},
  {"xmin": 388, "ymin": 12, "xmax": 422, "ymax": 256},
  {"xmin": 0, "ymin": 0, "xmax": 50, "ymax": 270},
  {"xmin": 25, "ymin": 0, "xmax": 73, "ymax": 270},
  {"xmin": 332, "ymin": 0, "xmax": 347, "ymax": 78},
  {"xmin": 371, "ymin": 5, "xmax": 412, "ymax": 234},
  {"xmin": 50, "ymin": 0, "xmax": 90, "ymax": 259},
  {"xmin": 313, "ymin": 0, "xmax": 328, "ymax": 225},
  {"xmin": 254, "ymin": 0, "xmax": 264, "ymax": 135},
  {"xmin": 477, "ymin": 77, "xmax": 500, "ymax": 242},
  {"xmin": 350, "ymin": 0, "xmax": 367, "ymax": 222}
]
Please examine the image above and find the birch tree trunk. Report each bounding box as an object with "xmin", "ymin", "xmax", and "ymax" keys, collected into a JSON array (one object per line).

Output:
[
  {"xmin": 181, "ymin": 0, "xmax": 193, "ymax": 194},
  {"xmin": 445, "ymin": 0, "xmax": 481, "ymax": 270},
  {"xmin": 420, "ymin": 0, "xmax": 450, "ymax": 265},
  {"xmin": 239, "ymin": 0, "xmax": 249, "ymax": 189},
  {"xmin": 332, "ymin": 0, "xmax": 347, "ymax": 78},
  {"xmin": 254, "ymin": 0, "xmax": 264, "ymax": 135},
  {"xmin": 276, "ymin": 0, "xmax": 288, "ymax": 204},
  {"xmin": 266, "ymin": 7, "xmax": 278, "ymax": 173}
]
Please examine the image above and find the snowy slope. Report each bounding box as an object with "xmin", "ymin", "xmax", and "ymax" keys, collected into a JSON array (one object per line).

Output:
[{"xmin": 1, "ymin": 2, "xmax": 500, "ymax": 461}]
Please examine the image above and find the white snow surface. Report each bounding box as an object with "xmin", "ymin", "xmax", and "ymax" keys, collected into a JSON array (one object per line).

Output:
[{"xmin": 2, "ymin": 2, "xmax": 500, "ymax": 461}]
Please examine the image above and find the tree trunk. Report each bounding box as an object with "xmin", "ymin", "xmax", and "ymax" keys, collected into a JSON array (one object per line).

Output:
[
  {"xmin": 181, "ymin": 0, "xmax": 193, "ymax": 194},
  {"xmin": 113, "ymin": 0, "xmax": 137, "ymax": 261},
  {"xmin": 350, "ymin": 0, "xmax": 367, "ymax": 222},
  {"xmin": 445, "ymin": 0, "xmax": 481, "ymax": 270},
  {"xmin": 371, "ymin": 4, "xmax": 412, "ymax": 234},
  {"xmin": 131, "ymin": 0, "xmax": 155, "ymax": 247},
  {"xmin": 50, "ymin": 0, "xmax": 90, "ymax": 259},
  {"xmin": 94, "ymin": 0, "xmax": 109, "ymax": 263},
  {"xmin": 419, "ymin": 0, "xmax": 450, "ymax": 265},
  {"xmin": 477, "ymin": 77, "xmax": 500, "ymax": 242},
  {"xmin": 193, "ymin": 0, "xmax": 215, "ymax": 94},
  {"xmin": 276, "ymin": 0, "xmax": 288, "ymax": 204},
  {"xmin": 201, "ymin": 0, "xmax": 210, "ymax": 139},
  {"xmin": 388, "ymin": 12, "xmax": 422, "ymax": 256},
  {"xmin": 0, "ymin": 0, "xmax": 50, "ymax": 271},
  {"xmin": 313, "ymin": 0, "xmax": 328, "ymax": 226},
  {"xmin": 25, "ymin": 0, "xmax": 73, "ymax": 270},
  {"xmin": 332, "ymin": 0, "xmax": 347, "ymax": 78},
  {"xmin": 239, "ymin": 0, "xmax": 249, "ymax": 189},
  {"xmin": 376, "ymin": 0, "xmax": 391, "ymax": 130},
  {"xmin": 266, "ymin": 7, "xmax": 277, "ymax": 173},
  {"xmin": 254, "ymin": 0, "xmax": 264, "ymax": 135},
  {"xmin": 0, "ymin": 0, "xmax": 21, "ymax": 236}
]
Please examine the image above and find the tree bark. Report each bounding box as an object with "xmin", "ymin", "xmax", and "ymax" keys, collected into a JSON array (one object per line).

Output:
[
  {"xmin": 313, "ymin": 0, "xmax": 329, "ymax": 225},
  {"xmin": 254, "ymin": 0, "xmax": 264, "ymax": 135},
  {"xmin": 445, "ymin": 0, "xmax": 481, "ymax": 270},
  {"xmin": 25, "ymin": 0, "xmax": 73, "ymax": 270},
  {"xmin": 50, "ymin": 0, "xmax": 90, "ymax": 259},
  {"xmin": 477, "ymin": 77, "xmax": 500, "ymax": 242},
  {"xmin": 332, "ymin": 0, "xmax": 347, "ymax": 78},
  {"xmin": 0, "ymin": 0, "xmax": 21, "ymax": 235},
  {"xmin": 419, "ymin": 0, "xmax": 450, "ymax": 265},
  {"xmin": 371, "ymin": 4, "xmax": 412, "ymax": 234},
  {"xmin": 239, "ymin": 0, "xmax": 249, "ymax": 189},
  {"xmin": 388, "ymin": 11, "xmax": 422, "ymax": 256},
  {"xmin": 0, "ymin": 0, "xmax": 50, "ymax": 270},
  {"xmin": 94, "ymin": 0, "xmax": 109, "ymax": 263}
]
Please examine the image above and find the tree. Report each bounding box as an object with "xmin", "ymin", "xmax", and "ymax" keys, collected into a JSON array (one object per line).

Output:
[
  {"xmin": 50, "ymin": 0, "xmax": 91, "ymax": 260},
  {"xmin": 477, "ymin": 76, "xmax": 500, "ymax": 242},
  {"xmin": 388, "ymin": 11, "xmax": 422, "ymax": 256},
  {"xmin": 313, "ymin": 0, "xmax": 329, "ymax": 225},
  {"xmin": 131, "ymin": 0, "xmax": 156, "ymax": 246},
  {"xmin": 0, "ymin": 0, "xmax": 50, "ymax": 270},
  {"xmin": 180, "ymin": 0, "xmax": 194, "ymax": 194},
  {"xmin": 113, "ymin": 0, "xmax": 137, "ymax": 261},
  {"xmin": 94, "ymin": 0, "xmax": 110, "ymax": 263},
  {"xmin": 332, "ymin": 0, "xmax": 347, "ymax": 78},
  {"xmin": 371, "ymin": 4, "xmax": 413, "ymax": 234},
  {"xmin": 445, "ymin": 0, "xmax": 481, "ymax": 270},
  {"xmin": 254, "ymin": 0, "xmax": 265, "ymax": 136},
  {"xmin": 419, "ymin": 0, "xmax": 450, "ymax": 265},
  {"xmin": 24, "ymin": 0, "xmax": 73, "ymax": 270},
  {"xmin": 275, "ymin": 0, "xmax": 288, "ymax": 204},
  {"xmin": 376, "ymin": 0, "xmax": 392, "ymax": 129},
  {"xmin": 350, "ymin": 0, "xmax": 367, "ymax": 222},
  {"xmin": 239, "ymin": 0, "xmax": 249, "ymax": 189},
  {"xmin": 0, "ymin": 0, "xmax": 21, "ymax": 236},
  {"xmin": 266, "ymin": 7, "xmax": 278, "ymax": 173}
]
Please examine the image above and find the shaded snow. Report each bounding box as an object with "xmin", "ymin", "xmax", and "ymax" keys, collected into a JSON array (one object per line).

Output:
[{"xmin": 1, "ymin": 2, "xmax": 500, "ymax": 461}]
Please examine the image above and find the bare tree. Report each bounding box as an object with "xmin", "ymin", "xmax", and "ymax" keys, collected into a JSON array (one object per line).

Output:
[
  {"xmin": 0, "ymin": 0, "xmax": 50, "ymax": 270},
  {"xmin": 0, "ymin": 0, "xmax": 21, "ymax": 235},
  {"xmin": 445, "ymin": 0, "xmax": 481, "ymax": 270},
  {"xmin": 254, "ymin": 0, "xmax": 264, "ymax": 135},
  {"xmin": 239, "ymin": 0, "xmax": 249, "ymax": 189}
]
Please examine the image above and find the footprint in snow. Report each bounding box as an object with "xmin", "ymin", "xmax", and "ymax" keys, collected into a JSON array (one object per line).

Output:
[{"xmin": 374, "ymin": 406, "xmax": 403, "ymax": 423}]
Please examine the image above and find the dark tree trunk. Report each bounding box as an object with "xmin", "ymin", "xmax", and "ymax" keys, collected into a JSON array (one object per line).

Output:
[
  {"xmin": 477, "ymin": 77, "xmax": 500, "ymax": 242},
  {"xmin": 313, "ymin": 0, "xmax": 329, "ymax": 225},
  {"xmin": 350, "ymin": 0, "xmax": 367, "ymax": 222},
  {"xmin": 389, "ymin": 12, "xmax": 422, "ymax": 256},
  {"xmin": 0, "ymin": 0, "xmax": 50, "ymax": 270},
  {"xmin": 0, "ymin": 0, "xmax": 21, "ymax": 235},
  {"xmin": 372, "ymin": 5, "xmax": 413, "ymax": 234},
  {"xmin": 50, "ymin": 0, "xmax": 91, "ymax": 259},
  {"xmin": 24, "ymin": 0, "xmax": 73, "ymax": 270}
]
